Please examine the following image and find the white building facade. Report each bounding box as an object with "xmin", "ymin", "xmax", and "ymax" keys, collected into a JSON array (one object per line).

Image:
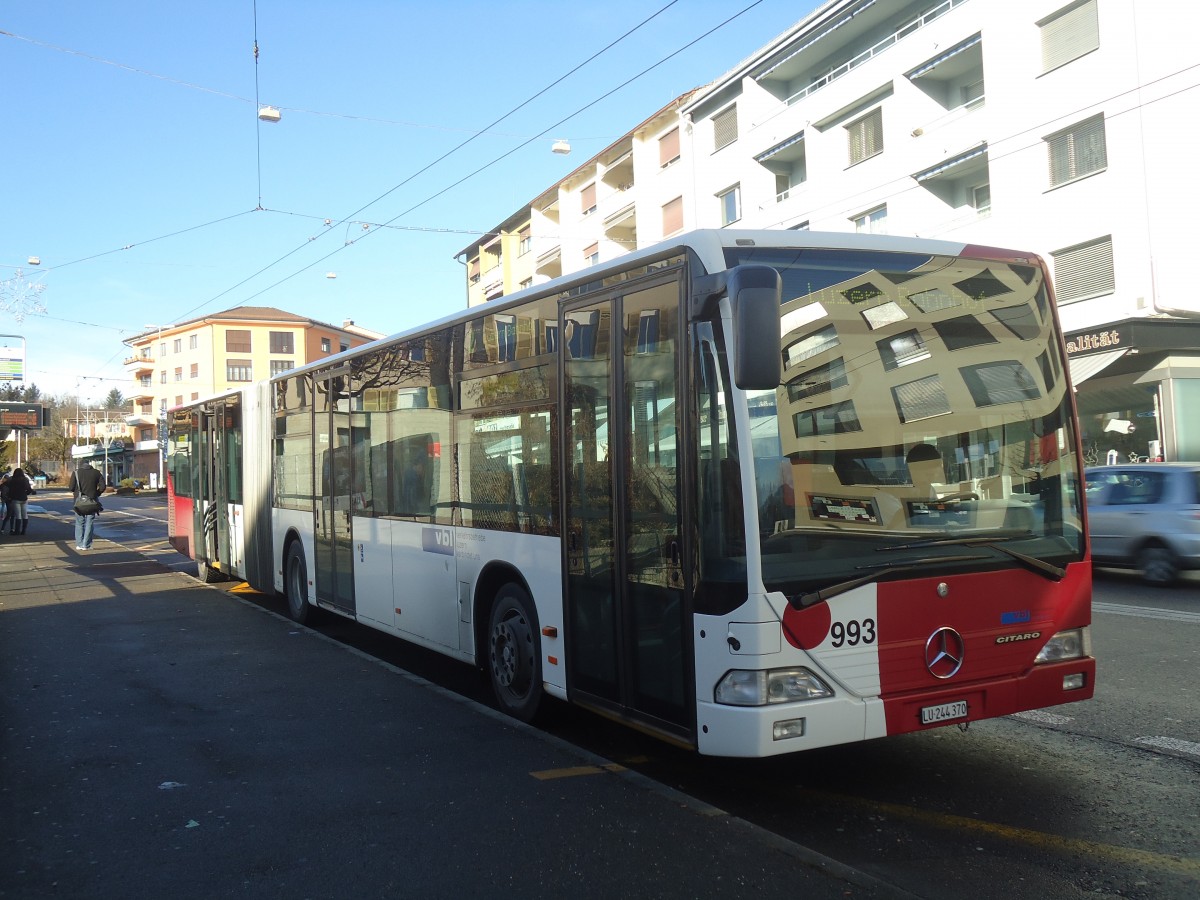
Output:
[{"xmin": 461, "ymin": 0, "xmax": 1200, "ymax": 460}]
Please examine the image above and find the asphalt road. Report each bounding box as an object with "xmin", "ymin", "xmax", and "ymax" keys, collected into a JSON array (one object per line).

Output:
[{"xmin": 35, "ymin": 488, "xmax": 1200, "ymax": 899}]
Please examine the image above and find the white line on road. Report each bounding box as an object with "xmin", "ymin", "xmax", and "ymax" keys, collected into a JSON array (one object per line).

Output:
[
  {"xmin": 1135, "ymin": 736, "xmax": 1200, "ymax": 759},
  {"xmin": 1010, "ymin": 709, "xmax": 1073, "ymax": 725},
  {"xmin": 1093, "ymin": 601, "xmax": 1200, "ymax": 624}
]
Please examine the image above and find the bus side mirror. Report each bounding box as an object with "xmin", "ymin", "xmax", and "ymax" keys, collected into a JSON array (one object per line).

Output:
[{"xmin": 729, "ymin": 265, "xmax": 782, "ymax": 390}]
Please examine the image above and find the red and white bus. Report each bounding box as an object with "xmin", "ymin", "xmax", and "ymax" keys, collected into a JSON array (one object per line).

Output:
[{"xmin": 167, "ymin": 229, "xmax": 1095, "ymax": 757}]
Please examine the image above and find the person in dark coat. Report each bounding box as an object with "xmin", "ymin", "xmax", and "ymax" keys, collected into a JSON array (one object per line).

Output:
[
  {"xmin": 6, "ymin": 468, "xmax": 34, "ymax": 535},
  {"xmin": 69, "ymin": 460, "xmax": 106, "ymax": 550}
]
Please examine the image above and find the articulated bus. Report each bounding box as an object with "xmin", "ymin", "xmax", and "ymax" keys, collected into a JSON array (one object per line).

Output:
[{"xmin": 167, "ymin": 229, "xmax": 1095, "ymax": 757}]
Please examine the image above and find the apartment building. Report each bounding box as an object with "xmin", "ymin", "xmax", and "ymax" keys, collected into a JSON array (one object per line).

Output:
[
  {"xmin": 457, "ymin": 91, "xmax": 698, "ymax": 307},
  {"xmin": 117, "ymin": 306, "xmax": 383, "ymax": 481},
  {"xmin": 459, "ymin": 0, "xmax": 1200, "ymax": 461}
]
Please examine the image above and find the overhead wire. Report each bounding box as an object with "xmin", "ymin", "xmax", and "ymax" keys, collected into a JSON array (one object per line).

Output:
[
  {"xmin": 218, "ymin": 0, "xmax": 770, "ymax": 309},
  {"xmin": 166, "ymin": 0, "xmax": 695, "ymax": 322}
]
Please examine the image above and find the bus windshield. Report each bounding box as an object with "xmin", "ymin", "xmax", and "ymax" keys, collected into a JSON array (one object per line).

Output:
[{"xmin": 698, "ymin": 246, "xmax": 1086, "ymax": 606}]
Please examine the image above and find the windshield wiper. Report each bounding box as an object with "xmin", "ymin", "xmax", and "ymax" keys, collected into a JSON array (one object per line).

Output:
[
  {"xmin": 878, "ymin": 536, "xmax": 1066, "ymax": 581},
  {"xmin": 790, "ymin": 555, "xmax": 990, "ymax": 609}
]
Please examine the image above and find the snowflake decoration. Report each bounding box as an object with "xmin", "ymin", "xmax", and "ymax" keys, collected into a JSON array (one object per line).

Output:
[{"xmin": 0, "ymin": 268, "xmax": 48, "ymax": 323}]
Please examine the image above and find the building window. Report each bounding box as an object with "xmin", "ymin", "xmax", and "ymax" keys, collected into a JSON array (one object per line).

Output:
[
  {"xmin": 160, "ymin": 371, "xmax": 167, "ymax": 384},
  {"xmin": 973, "ymin": 183, "xmax": 991, "ymax": 213},
  {"xmin": 227, "ymin": 359, "xmax": 253, "ymax": 382},
  {"xmin": 1039, "ymin": 0, "xmax": 1098, "ymax": 75},
  {"xmin": 340, "ymin": 342, "xmax": 348, "ymax": 353},
  {"xmin": 717, "ymin": 185, "xmax": 741, "ymax": 226},
  {"xmin": 581, "ymin": 183, "xmax": 597, "ymax": 216},
  {"xmin": 584, "ymin": 243, "xmax": 599, "ymax": 265},
  {"xmin": 140, "ymin": 428, "xmax": 154, "ymax": 441},
  {"xmin": 189, "ymin": 363, "xmax": 198, "ymax": 379},
  {"xmin": 846, "ymin": 108, "xmax": 883, "ymax": 166},
  {"xmin": 269, "ymin": 331, "xmax": 294, "ymax": 354},
  {"xmin": 270, "ymin": 360, "xmax": 294, "ymax": 376},
  {"xmin": 659, "ymin": 127, "xmax": 680, "ymax": 167},
  {"xmin": 159, "ymin": 342, "xmax": 167, "ymax": 357},
  {"xmin": 191, "ymin": 393, "xmax": 199, "ymax": 401},
  {"xmin": 1046, "ymin": 114, "xmax": 1106, "ymax": 187},
  {"xmin": 173, "ymin": 338, "xmax": 182, "ymax": 353},
  {"xmin": 174, "ymin": 367, "xmax": 182, "ymax": 382},
  {"xmin": 1051, "ymin": 235, "xmax": 1114, "ymax": 303},
  {"xmin": 226, "ymin": 330, "xmax": 251, "ymax": 353},
  {"xmin": 713, "ymin": 105, "xmax": 738, "ymax": 151},
  {"xmin": 189, "ymin": 334, "xmax": 198, "ymax": 350},
  {"xmin": 852, "ymin": 205, "xmax": 888, "ymax": 234},
  {"xmin": 518, "ymin": 227, "xmax": 531, "ymax": 256},
  {"xmin": 175, "ymin": 395, "xmax": 183, "ymax": 407},
  {"xmin": 321, "ymin": 337, "xmax": 331, "ymax": 353},
  {"xmin": 662, "ymin": 196, "xmax": 683, "ymax": 236}
]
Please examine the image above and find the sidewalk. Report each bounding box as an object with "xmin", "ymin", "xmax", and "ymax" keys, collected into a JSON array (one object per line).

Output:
[{"xmin": 0, "ymin": 508, "xmax": 905, "ymax": 899}]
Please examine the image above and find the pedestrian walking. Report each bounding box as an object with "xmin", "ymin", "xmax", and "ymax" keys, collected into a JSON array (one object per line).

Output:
[
  {"xmin": 69, "ymin": 460, "xmax": 106, "ymax": 551},
  {"xmin": 6, "ymin": 468, "xmax": 34, "ymax": 536},
  {"xmin": 0, "ymin": 473, "xmax": 11, "ymax": 535}
]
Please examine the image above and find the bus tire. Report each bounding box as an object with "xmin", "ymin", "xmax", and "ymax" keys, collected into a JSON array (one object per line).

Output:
[
  {"xmin": 488, "ymin": 583, "xmax": 542, "ymax": 723},
  {"xmin": 195, "ymin": 559, "xmax": 225, "ymax": 584},
  {"xmin": 285, "ymin": 541, "xmax": 312, "ymax": 624}
]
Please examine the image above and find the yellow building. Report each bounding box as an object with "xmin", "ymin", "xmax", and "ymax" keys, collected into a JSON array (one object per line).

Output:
[{"xmin": 119, "ymin": 305, "xmax": 382, "ymax": 481}]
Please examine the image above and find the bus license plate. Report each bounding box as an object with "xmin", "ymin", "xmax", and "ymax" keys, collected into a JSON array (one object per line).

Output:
[{"xmin": 921, "ymin": 700, "xmax": 968, "ymax": 725}]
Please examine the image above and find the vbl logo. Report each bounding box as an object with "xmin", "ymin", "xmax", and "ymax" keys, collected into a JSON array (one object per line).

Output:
[{"xmin": 422, "ymin": 527, "xmax": 454, "ymax": 556}]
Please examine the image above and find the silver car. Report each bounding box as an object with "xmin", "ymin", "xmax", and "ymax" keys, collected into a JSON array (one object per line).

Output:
[{"xmin": 1085, "ymin": 463, "xmax": 1200, "ymax": 585}]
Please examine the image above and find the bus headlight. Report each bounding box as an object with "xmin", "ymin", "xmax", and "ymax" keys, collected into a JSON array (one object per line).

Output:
[
  {"xmin": 1035, "ymin": 627, "xmax": 1090, "ymax": 663},
  {"xmin": 715, "ymin": 668, "xmax": 833, "ymax": 706}
]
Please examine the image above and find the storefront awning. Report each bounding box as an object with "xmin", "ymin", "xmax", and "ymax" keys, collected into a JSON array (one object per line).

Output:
[{"xmin": 1068, "ymin": 348, "xmax": 1128, "ymax": 386}]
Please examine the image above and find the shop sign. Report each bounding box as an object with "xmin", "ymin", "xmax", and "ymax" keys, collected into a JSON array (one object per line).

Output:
[{"xmin": 1064, "ymin": 327, "xmax": 1126, "ymax": 356}]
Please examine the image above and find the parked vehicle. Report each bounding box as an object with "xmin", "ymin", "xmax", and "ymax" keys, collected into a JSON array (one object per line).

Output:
[{"xmin": 1085, "ymin": 463, "xmax": 1200, "ymax": 585}]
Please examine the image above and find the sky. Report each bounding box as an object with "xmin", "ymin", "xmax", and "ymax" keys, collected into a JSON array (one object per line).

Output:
[{"xmin": 1, "ymin": 0, "xmax": 823, "ymax": 403}]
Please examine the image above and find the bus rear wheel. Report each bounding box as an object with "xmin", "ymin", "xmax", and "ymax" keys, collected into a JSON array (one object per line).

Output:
[
  {"xmin": 488, "ymin": 584, "xmax": 542, "ymax": 723},
  {"xmin": 285, "ymin": 541, "xmax": 312, "ymax": 624},
  {"xmin": 195, "ymin": 559, "xmax": 226, "ymax": 584}
]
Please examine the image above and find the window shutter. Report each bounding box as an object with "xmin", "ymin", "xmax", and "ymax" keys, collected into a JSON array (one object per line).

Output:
[
  {"xmin": 1052, "ymin": 236, "xmax": 1114, "ymax": 302},
  {"xmin": 659, "ymin": 127, "xmax": 680, "ymax": 166},
  {"xmin": 581, "ymin": 183, "xmax": 597, "ymax": 214},
  {"xmin": 583, "ymin": 242, "xmax": 598, "ymax": 261},
  {"xmin": 1047, "ymin": 115, "xmax": 1106, "ymax": 185},
  {"xmin": 1040, "ymin": 0, "xmax": 1099, "ymax": 73},
  {"xmin": 713, "ymin": 106, "xmax": 738, "ymax": 151},
  {"xmin": 847, "ymin": 109, "xmax": 883, "ymax": 165},
  {"xmin": 662, "ymin": 197, "xmax": 683, "ymax": 235}
]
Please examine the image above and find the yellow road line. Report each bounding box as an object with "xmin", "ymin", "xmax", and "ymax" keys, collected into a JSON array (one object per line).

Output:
[
  {"xmin": 813, "ymin": 788, "xmax": 1200, "ymax": 879},
  {"xmin": 530, "ymin": 763, "xmax": 627, "ymax": 780}
]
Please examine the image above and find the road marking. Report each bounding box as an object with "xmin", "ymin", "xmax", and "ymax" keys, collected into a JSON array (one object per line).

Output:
[
  {"xmin": 530, "ymin": 763, "xmax": 627, "ymax": 780},
  {"xmin": 1010, "ymin": 709, "xmax": 1072, "ymax": 725},
  {"xmin": 801, "ymin": 787, "xmax": 1200, "ymax": 879},
  {"xmin": 1135, "ymin": 736, "xmax": 1200, "ymax": 759},
  {"xmin": 1093, "ymin": 602, "xmax": 1200, "ymax": 624}
]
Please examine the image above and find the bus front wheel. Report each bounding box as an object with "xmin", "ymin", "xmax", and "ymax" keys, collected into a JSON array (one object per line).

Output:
[
  {"xmin": 285, "ymin": 542, "xmax": 312, "ymax": 624},
  {"xmin": 488, "ymin": 584, "xmax": 542, "ymax": 723}
]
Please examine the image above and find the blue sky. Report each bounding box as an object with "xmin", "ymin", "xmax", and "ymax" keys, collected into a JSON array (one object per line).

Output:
[{"xmin": 2, "ymin": 0, "xmax": 819, "ymax": 401}]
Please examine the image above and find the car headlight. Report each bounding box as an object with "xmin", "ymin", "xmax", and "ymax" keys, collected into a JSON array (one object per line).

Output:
[
  {"xmin": 1035, "ymin": 627, "xmax": 1090, "ymax": 663},
  {"xmin": 714, "ymin": 668, "xmax": 833, "ymax": 706}
]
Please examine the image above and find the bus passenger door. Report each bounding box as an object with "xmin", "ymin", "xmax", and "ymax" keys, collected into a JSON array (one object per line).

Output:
[
  {"xmin": 314, "ymin": 371, "xmax": 355, "ymax": 615},
  {"xmin": 563, "ymin": 279, "xmax": 690, "ymax": 738}
]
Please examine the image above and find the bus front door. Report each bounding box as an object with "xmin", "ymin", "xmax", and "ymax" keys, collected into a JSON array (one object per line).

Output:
[
  {"xmin": 563, "ymin": 280, "xmax": 690, "ymax": 739},
  {"xmin": 314, "ymin": 371, "xmax": 355, "ymax": 615}
]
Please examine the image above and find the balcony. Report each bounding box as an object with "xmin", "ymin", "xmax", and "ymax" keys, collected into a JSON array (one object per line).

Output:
[{"xmin": 125, "ymin": 354, "xmax": 154, "ymax": 374}]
